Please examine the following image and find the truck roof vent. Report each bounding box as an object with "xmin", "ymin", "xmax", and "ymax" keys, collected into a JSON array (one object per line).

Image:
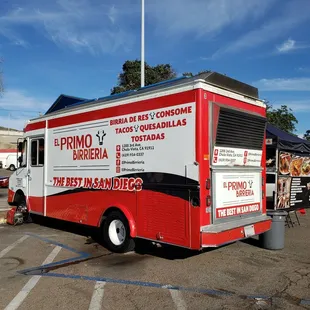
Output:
[{"xmin": 197, "ymin": 71, "xmax": 259, "ymax": 99}]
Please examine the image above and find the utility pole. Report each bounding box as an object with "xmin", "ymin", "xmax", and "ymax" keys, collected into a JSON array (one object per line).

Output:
[{"xmin": 141, "ymin": 0, "xmax": 145, "ymax": 87}]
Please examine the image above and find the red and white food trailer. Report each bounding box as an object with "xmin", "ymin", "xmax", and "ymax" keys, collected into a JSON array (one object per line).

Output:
[{"xmin": 8, "ymin": 72, "xmax": 271, "ymax": 252}]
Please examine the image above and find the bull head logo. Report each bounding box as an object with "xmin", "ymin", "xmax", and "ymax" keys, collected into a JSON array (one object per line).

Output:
[
  {"xmin": 149, "ymin": 112, "xmax": 155, "ymax": 120},
  {"xmin": 134, "ymin": 125, "xmax": 139, "ymax": 132},
  {"xmin": 248, "ymin": 180, "xmax": 253, "ymax": 189},
  {"xmin": 96, "ymin": 130, "xmax": 106, "ymax": 146}
]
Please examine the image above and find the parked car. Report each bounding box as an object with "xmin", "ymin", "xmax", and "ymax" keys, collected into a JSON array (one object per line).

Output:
[
  {"xmin": 4, "ymin": 154, "xmax": 17, "ymax": 171},
  {"xmin": 0, "ymin": 176, "xmax": 9, "ymax": 188}
]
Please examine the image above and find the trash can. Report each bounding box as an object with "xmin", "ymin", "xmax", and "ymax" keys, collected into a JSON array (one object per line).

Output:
[{"xmin": 259, "ymin": 210, "xmax": 287, "ymax": 250}]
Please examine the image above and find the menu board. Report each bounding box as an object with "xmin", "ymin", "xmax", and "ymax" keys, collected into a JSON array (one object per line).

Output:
[{"xmin": 277, "ymin": 151, "xmax": 310, "ymax": 209}]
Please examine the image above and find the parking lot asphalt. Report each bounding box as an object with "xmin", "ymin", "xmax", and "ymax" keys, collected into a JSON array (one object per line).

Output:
[
  {"xmin": 0, "ymin": 211, "xmax": 309, "ymax": 310},
  {"xmin": 0, "ymin": 169, "xmax": 13, "ymax": 220},
  {"xmin": 0, "ymin": 187, "xmax": 9, "ymax": 208}
]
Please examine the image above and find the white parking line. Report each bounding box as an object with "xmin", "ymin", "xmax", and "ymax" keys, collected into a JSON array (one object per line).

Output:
[
  {"xmin": 88, "ymin": 281, "xmax": 106, "ymax": 310},
  {"xmin": 169, "ymin": 290, "xmax": 187, "ymax": 310},
  {"xmin": 0, "ymin": 235, "xmax": 29, "ymax": 259},
  {"xmin": 4, "ymin": 245, "xmax": 61, "ymax": 310}
]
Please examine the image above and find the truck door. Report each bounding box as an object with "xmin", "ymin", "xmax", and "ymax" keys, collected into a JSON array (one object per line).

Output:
[
  {"xmin": 27, "ymin": 137, "xmax": 45, "ymax": 215},
  {"xmin": 210, "ymin": 104, "xmax": 266, "ymax": 224}
]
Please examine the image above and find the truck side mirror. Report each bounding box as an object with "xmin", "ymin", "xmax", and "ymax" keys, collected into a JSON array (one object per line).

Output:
[{"xmin": 18, "ymin": 142, "xmax": 23, "ymax": 152}]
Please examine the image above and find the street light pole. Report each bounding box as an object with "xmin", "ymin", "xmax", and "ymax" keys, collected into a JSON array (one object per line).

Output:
[{"xmin": 141, "ymin": 0, "xmax": 145, "ymax": 87}]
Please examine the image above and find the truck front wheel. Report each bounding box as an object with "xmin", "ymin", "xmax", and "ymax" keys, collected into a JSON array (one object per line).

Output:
[{"xmin": 103, "ymin": 211, "xmax": 135, "ymax": 253}]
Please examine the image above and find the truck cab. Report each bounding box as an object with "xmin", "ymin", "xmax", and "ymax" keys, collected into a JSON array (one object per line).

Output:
[{"xmin": 8, "ymin": 138, "xmax": 29, "ymax": 208}]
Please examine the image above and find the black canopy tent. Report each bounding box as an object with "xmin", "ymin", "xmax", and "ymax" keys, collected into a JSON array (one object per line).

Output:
[
  {"xmin": 266, "ymin": 124, "xmax": 310, "ymax": 214},
  {"xmin": 266, "ymin": 123, "xmax": 310, "ymax": 153}
]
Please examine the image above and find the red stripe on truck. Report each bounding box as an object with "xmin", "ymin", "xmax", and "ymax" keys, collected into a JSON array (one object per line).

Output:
[
  {"xmin": 24, "ymin": 91, "xmax": 195, "ymax": 132},
  {"xmin": 0, "ymin": 149, "xmax": 17, "ymax": 153},
  {"xmin": 48, "ymin": 91, "xmax": 195, "ymax": 128},
  {"xmin": 24, "ymin": 121, "xmax": 46, "ymax": 132}
]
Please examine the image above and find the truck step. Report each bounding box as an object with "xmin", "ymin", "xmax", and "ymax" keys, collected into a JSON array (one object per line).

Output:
[{"xmin": 200, "ymin": 215, "xmax": 271, "ymax": 233}]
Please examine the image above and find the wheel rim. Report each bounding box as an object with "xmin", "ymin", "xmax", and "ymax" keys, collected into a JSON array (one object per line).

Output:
[{"xmin": 108, "ymin": 219, "xmax": 126, "ymax": 246}]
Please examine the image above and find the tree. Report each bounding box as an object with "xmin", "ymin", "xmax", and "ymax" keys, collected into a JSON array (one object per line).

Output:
[
  {"xmin": 304, "ymin": 130, "xmax": 310, "ymax": 141},
  {"xmin": 111, "ymin": 60, "xmax": 177, "ymax": 94},
  {"xmin": 182, "ymin": 72, "xmax": 194, "ymax": 77},
  {"xmin": 266, "ymin": 103, "xmax": 298, "ymax": 134},
  {"xmin": 182, "ymin": 70, "xmax": 210, "ymax": 77}
]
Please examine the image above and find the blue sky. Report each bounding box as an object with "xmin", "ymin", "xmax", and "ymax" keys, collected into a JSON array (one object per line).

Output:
[{"xmin": 0, "ymin": 0, "xmax": 310, "ymax": 136}]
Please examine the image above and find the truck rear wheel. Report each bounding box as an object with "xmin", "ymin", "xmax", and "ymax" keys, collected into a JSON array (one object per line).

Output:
[{"xmin": 103, "ymin": 211, "xmax": 135, "ymax": 253}]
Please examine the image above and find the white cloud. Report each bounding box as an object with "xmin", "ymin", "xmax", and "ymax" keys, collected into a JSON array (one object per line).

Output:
[
  {"xmin": 1, "ymin": 0, "xmax": 309, "ymax": 59},
  {"xmin": 0, "ymin": 0, "xmax": 136, "ymax": 55},
  {"xmin": 272, "ymin": 100, "xmax": 310, "ymax": 112},
  {"xmin": 211, "ymin": 0, "xmax": 310, "ymax": 58},
  {"xmin": 0, "ymin": 89, "xmax": 50, "ymax": 111},
  {"xmin": 276, "ymin": 39, "xmax": 296, "ymax": 53},
  {"xmin": 108, "ymin": 5, "xmax": 117, "ymax": 24},
  {"xmin": 1, "ymin": 0, "xmax": 277, "ymax": 54},
  {"xmin": 0, "ymin": 28, "xmax": 29, "ymax": 48},
  {"xmin": 253, "ymin": 78, "xmax": 310, "ymax": 91},
  {"xmin": 0, "ymin": 115, "xmax": 27, "ymax": 131},
  {"xmin": 297, "ymin": 67, "xmax": 310, "ymax": 73},
  {"xmin": 276, "ymin": 38, "xmax": 310, "ymax": 53},
  {"xmin": 148, "ymin": 0, "xmax": 275, "ymax": 38},
  {"xmin": 0, "ymin": 89, "xmax": 51, "ymax": 130}
]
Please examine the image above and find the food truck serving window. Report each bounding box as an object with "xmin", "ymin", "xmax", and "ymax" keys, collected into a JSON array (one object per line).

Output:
[
  {"xmin": 215, "ymin": 107, "xmax": 266, "ymax": 150},
  {"xmin": 211, "ymin": 107, "xmax": 265, "ymax": 222}
]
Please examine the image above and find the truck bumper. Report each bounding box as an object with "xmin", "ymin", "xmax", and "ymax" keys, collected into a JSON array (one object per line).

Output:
[
  {"xmin": 200, "ymin": 215, "xmax": 272, "ymax": 247},
  {"xmin": 7, "ymin": 189, "xmax": 15, "ymax": 204}
]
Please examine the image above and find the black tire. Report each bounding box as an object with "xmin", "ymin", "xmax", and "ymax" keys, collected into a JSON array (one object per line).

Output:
[
  {"xmin": 15, "ymin": 195, "xmax": 32, "ymax": 223},
  {"xmin": 9, "ymin": 164, "xmax": 15, "ymax": 171},
  {"xmin": 15, "ymin": 193, "xmax": 25, "ymax": 208},
  {"xmin": 102, "ymin": 211, "xmax": 135, "ymax": 253}
]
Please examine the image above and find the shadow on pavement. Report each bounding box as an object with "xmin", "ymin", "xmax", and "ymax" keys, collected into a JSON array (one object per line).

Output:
[
  {"xmin": 28, "ymin": 214, "xmax": 226, "ymax": 260},
  {"xmin": 133, "ymin": 239, "xmax": 224, "ymax": 260},
  {"xmin": 240, "ymin": 237, "xmax": 263, "ymax": 248},
  {"xmin": 30, "ymin": 214, "xmax": 97, "ymax": 238}
]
